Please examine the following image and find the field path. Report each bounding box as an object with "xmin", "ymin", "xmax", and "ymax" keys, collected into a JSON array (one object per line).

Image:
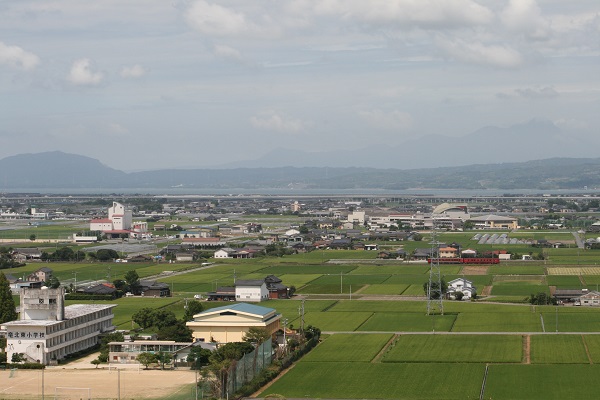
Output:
[
  {"xmin": 523, "ymin": 335, "xmax": 531, "ymax": 364},
  {"xmin": 582, "ymin": 335, "xmax": 593, "ymax": 364},
  {"xmin": 481, "ymin": 286, "xmax": 492, "ymax": 296},
  {"xmin": 371, "ymin": 334, "xmax": 398, "ymax": 363}
]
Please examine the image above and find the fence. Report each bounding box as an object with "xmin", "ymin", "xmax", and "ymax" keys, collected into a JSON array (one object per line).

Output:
[{"xmin": 225, "ymin": 338, "xmax": 272, "ymax": 397}]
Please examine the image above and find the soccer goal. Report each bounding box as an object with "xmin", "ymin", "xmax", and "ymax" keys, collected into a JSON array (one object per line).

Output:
[{"xmin": 53, "ymin": 387, "xmax": 91, "ymax": 400}]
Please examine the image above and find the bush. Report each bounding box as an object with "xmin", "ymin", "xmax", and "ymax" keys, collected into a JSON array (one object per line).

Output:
[{"xmin": 7, "ymin": 363, "xmax": 45, "ymax": 369}]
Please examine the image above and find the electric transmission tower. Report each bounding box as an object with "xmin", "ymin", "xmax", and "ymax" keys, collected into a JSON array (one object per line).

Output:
[{"xmin": 427, "ymin": 215, "xmax": 444, "ymax": 315}]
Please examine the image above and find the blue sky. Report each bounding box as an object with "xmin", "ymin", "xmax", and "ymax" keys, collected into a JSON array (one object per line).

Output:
[{"xmin": 1, "ymin": 0, "xmax": 599, "ymax": 171}]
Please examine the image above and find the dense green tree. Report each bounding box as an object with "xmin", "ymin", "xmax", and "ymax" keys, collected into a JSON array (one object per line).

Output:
[
  {"xmin": 156, "ymin": 320, "xmax": 192, "ymax": 342},
  {"xmin": 97, "ymin": 331, "xmax": 124, "ymax": 363},
  {"xmin": 124, "ymin": 270, "xmax": 140, "ymax": 294},
  {"xmin": 45, "ymin": 276, "xmax": 61, "ymax": 289},
  {"xmin": 29, "ymin": 234, "xmax": 36, "ymax": 241},
  {"xmin": 132, "ymin": 307, "xmax": 155, "ymax": 329},
  {"xmin": 96, "ymin": 249, "xmax": 119, "ymax": 261},
  {"xmin": 137, "ymin": 352, "xmax": 158, "ymax": 369},
  {"xmin": 0, "ymin": 272, "xmax": 18, "ymax": 324},
  {"xmin": 152, "ymin": 310, "xmax": 178, "ymax": 330},
  {"xmin": 187, "ymin": 347, "xmax": 212, "ymax": 369},
  {"xmin": 183, "ymin": 300, "xmax": 203, "ymax": 321},
  {"xmin": 209, "ymin": 342, "xmax": 254, "ymax": 365},
  {"xmin": 423, "ymin": 279, "xmax": 448, "ymax": 300},
  {"xmin": 156, "ymin": 351, "xmax": 172, "ymax": 370},
  {"xmin": 529, "ymin": 292, "xmax": 557, "ymax": 305},
  {"xmin": 303, "ymin": 325, "xmax": 321, "ymax": 340},
  {"xmin": 243, "ymin": 327, "xmax": 270, "ymax": 345}
]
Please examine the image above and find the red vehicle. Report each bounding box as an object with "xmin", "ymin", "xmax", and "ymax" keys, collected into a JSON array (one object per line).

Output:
[{"xmin": 427, "ymin": 257, "xmax": 499, "ymax": 265}]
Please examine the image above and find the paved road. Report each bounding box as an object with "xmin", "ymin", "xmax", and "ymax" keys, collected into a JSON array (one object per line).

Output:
[{"xmin": 572, "ymin": 231, "xmax": 585, "ymax": 249}]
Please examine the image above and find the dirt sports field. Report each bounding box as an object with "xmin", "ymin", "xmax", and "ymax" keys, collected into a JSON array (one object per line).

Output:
[{"xmin": 0, "ymin": 368, "xmax": 196, "ymax": 400}]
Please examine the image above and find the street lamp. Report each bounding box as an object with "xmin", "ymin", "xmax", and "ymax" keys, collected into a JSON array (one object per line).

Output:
[{"xmin": 283, "ymin": 318, "xmax": 288, "ymax": 351}]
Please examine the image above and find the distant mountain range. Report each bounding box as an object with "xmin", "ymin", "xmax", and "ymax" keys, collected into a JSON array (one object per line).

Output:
[
  {"xmin": 218, "ymin": 119, "xmax": 599, "ymax": 169},
  {"xmin": 1, "ymin": 151, "xmax": 600, "ymax": 190}
]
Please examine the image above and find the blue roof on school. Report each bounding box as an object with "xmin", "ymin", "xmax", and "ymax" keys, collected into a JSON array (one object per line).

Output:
[{"xmin": 201, "ymin": 302, "xmax": 276, "ymax": 316}]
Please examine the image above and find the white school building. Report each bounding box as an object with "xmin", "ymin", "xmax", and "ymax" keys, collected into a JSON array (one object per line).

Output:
[{"xmin": 3, "ymin": 288, "xmax": 116, "ymax": 365}]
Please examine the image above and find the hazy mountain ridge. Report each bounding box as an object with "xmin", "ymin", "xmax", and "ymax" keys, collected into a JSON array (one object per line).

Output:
[
  {"xmin": 0, "ymin": 152, "xmax": 599, "ymax": 190},
  {"xmin": 219, "ymin": 119, "xmax": 598, "ymax": 169}
]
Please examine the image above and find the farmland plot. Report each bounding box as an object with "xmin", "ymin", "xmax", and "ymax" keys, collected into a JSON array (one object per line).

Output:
[{"xmin": 382, "ymin": 335, "xmax": 522, "ymax": 363}]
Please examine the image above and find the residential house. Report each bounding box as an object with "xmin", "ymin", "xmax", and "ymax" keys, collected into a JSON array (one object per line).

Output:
[
  {"xmin": 139, "ymin": 280, "xmax": 171, "ymax": 297},
  {"xmin": 235, "ymin": 280, "xmax": 269, "ymax": 302},
  {"xmin": 12, "ymin": 248, "xmax": 43, "ymax": 262},
  {"xmin": 27, "ymin": 267, "xmax": 53, "ymax": 283},
  {"xmin": 78, "ymin": 283, "xmax": 117, "ymax": 298},
  {"xmin": 579, "ymin": 290, "xmax": 600, "ymax": 306},
  {"xmin": 447, "ymin": 278, "xmax": 477, "ymax": 300},
  {"xmin": 264, "ymin": 275, "xmax": 290, "ymax": 299}
]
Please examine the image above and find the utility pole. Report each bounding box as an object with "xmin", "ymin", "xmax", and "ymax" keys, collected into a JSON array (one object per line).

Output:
[
  {"xmin": 298, "ymin": 299, "xmax": 305, "ymax": 333},
  {"xmin": 427, "ymin": 216, "xmax": 443, "ymax": 316}
]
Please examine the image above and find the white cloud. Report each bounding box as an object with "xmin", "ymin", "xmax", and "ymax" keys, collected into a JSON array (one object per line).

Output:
[
  {"xmin": 120, "ymin": 64, "xmax": 145, "ymax": 78},
  {"xmin": 68, "ymin": 58, "xmax": 103, "ymax": 85},
  {"xmin": 436, "ymin": 38, "xmax": 523, "ymax": 68},
  {"xmin": 358, "ymin": 109, "xmax": 413, "ymax": 131},
  {"xmin": 305, "ymin": 0, "xmax": 493, "ymax": 28},
  {"xmin": 250, "ymin": 111, "xmax": 304, "ymax": 133},
  {"xmin": 107, "ymin": 122, "xmax": 129, "ymax": 136},
  {"xmin": 0, "ymin": 41, "xmax": 40, "ymax": 70},
  {"xmin": 515, "ymin": 86, "xmax": 558, "ymax": 99},
  {"xmin": 213, "ymin": 44, "xmax": 243, "ymax": 61},
  {"xmin": 501, "ymin": 0, "xmax": 549, "ymax": 40},
  {"xmin": 554, "ymin": 118, "xmax": 588, "ymax": 131},
  {"xmin": 185, "ymin": 1, "xmax": 250, "ymax": 36}
]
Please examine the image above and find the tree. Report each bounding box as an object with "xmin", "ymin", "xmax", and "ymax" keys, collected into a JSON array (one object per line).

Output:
[
  {"xmin": 11, "ymin": 353, "xmax": 24, "ymax": 363},
  {"xmin": 96, "ymin": 249, "xmax": 119, "ymax": 261},
  {"xmin": 156, "ymin": 351, "xmax": 172, "ymax": 370},
  {"xmin": 288, "ymin": 285, "xmax": 296, "ymax": 297},
  {"xmin": 97, "ymin": 331, "xmax": 124, "ymax": 363},
  {"xmin": 137, "ymin": 352, "xmax": 158, "ymax": 369},
  {"xmin": 187, "ymin": 347, "xmax": 212, "ymax": 369},
  {"xmin": 91, "ymin": 359, "xmax": 101, "ymax": 369},
  {"xmin": 423, "ymin": 279, "xmax": 448, "ymax": 300},
  {"xmin": 183, "ymin": 300, "xmax": 204, "ymax": 321},
  {"xmin": 303, "ymin": 325, "xmax": 321, "ymax": 340},
  {"xmin": 412, "ymin": 233, "xmax": 423, "ymax": 241},
  {"xmin": 157, "ymin": 320, "xmax": 193, "ymax": 342},
  {"xmin": 243, "ymin": 327, "xmax": 270, "ymax": 345},
  {"xmin": 45, "ymin": 276, "xmax": 60, "ymax": 289},
  {"xmin": 529, "ymin": 292, "xmax": 557, "ymax": 305},
  {"xmin": 0, "ymin": 272, "xmax": 18, "ymax": 324},
  {"xmin": 454, "ymin": 292, "xmax": 464, "ymax": 301},
  {"xmin": 132, "ymin": 308, "xmax": 155, "ymax": 329},
  {"xmin": 29, "ymin": 234, "xmax": 36, "ymax": 241},
  {"xmin": 152, "ymin": 310, "xmax": 177, "ymax": 330},
  {"xmin": 124, "ymin": 270, "xmax": 140, "ymax": 294}
]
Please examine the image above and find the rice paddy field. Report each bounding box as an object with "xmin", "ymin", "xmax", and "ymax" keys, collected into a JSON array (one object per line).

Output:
[{"xmin": 7, "ymin": 229, "xmax": 600, "ymax": 399}]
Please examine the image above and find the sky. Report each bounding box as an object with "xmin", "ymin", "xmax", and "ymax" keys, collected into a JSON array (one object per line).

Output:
[{"xmin": 1, "ymin": 0, "xmax": 599, "ymax": 171}]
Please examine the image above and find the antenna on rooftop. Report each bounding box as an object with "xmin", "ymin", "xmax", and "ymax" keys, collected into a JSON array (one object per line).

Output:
[{"xmin": 427, "ymin": 213, "xmax": 443, "ymax": 316}]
